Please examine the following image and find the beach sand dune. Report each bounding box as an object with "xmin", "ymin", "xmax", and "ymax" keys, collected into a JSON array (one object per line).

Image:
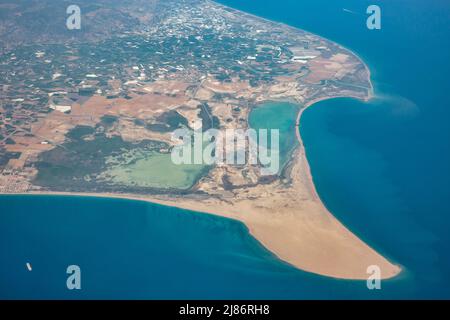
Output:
[{"xmin": 144, "ymin": 145, "xmax": 401, "ymax": 280}]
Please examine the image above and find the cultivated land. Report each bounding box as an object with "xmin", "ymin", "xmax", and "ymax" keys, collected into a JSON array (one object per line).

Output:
[{"xmin": 0, "ymin": 0, "xmax": 401, "ymax": 279}]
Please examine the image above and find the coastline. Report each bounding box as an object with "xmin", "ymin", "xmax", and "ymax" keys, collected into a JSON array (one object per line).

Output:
[
  {"xmin": 294, "ymin": 91, "xmax": 373, "ymax": 202},
  {"xmin": 0, "ymin": 132, "xmax": 401, "ymax": 280},
  {"xmin": 0, "ymin": 94, "xmax": 402, "ymax": 280},
  {"xmin": 211, "ymin": 0, "xmax": 376, "ymax": 100},
  {"xmin": 0, "ymin": 2, "xmax": 401, "ymax": 281},
  {"xmin": 216, "ymin": 0, "xmax": 399, "ymax": 279}
]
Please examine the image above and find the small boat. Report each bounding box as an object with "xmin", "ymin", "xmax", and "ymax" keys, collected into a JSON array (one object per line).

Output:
[{"xmin": 26, "ymin": 262, "xmax": 32, "ymax": 271}]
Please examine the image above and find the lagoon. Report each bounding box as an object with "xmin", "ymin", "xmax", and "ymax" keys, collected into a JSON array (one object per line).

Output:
[{"xmin": 249, "ymin": 101, "xmax": 299, "ymax": 173}]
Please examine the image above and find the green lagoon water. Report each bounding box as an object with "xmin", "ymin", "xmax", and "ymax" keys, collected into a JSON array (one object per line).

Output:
[
  {"xmin": 104, "ymin": 151, "xmax": 206, "ymax": 190},
  {"xmin": 1, "ymin": 0, "xmax": 450, "ymax": 299},
  {"xmin": 249, "ymin": 101, "xmax": 299, "ymax": 173}
]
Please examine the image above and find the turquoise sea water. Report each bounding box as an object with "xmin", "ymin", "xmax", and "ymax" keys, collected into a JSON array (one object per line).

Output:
[
  {"xmin": 249, "ymin": 101, "xmax": 299, "ymax": 172},
  {"xmin": 1, "ymin": 0, "xmax": 449, "ymax": 299}
]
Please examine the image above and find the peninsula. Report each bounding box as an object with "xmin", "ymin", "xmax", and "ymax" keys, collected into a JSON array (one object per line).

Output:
[{"xmin": 0, "ymin": 0, "xmax": 401, "ymax": 279}]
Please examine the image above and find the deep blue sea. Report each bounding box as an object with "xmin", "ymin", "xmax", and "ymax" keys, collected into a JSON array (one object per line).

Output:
[{"xmin": 1, "ymin": 0, "xmax": 449, "ymax": 299}]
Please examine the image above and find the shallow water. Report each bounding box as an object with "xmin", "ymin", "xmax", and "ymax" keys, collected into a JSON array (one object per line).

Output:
[{"xmin": 249, "ymin": 101, "xmax": 299, "ymax": 173}]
